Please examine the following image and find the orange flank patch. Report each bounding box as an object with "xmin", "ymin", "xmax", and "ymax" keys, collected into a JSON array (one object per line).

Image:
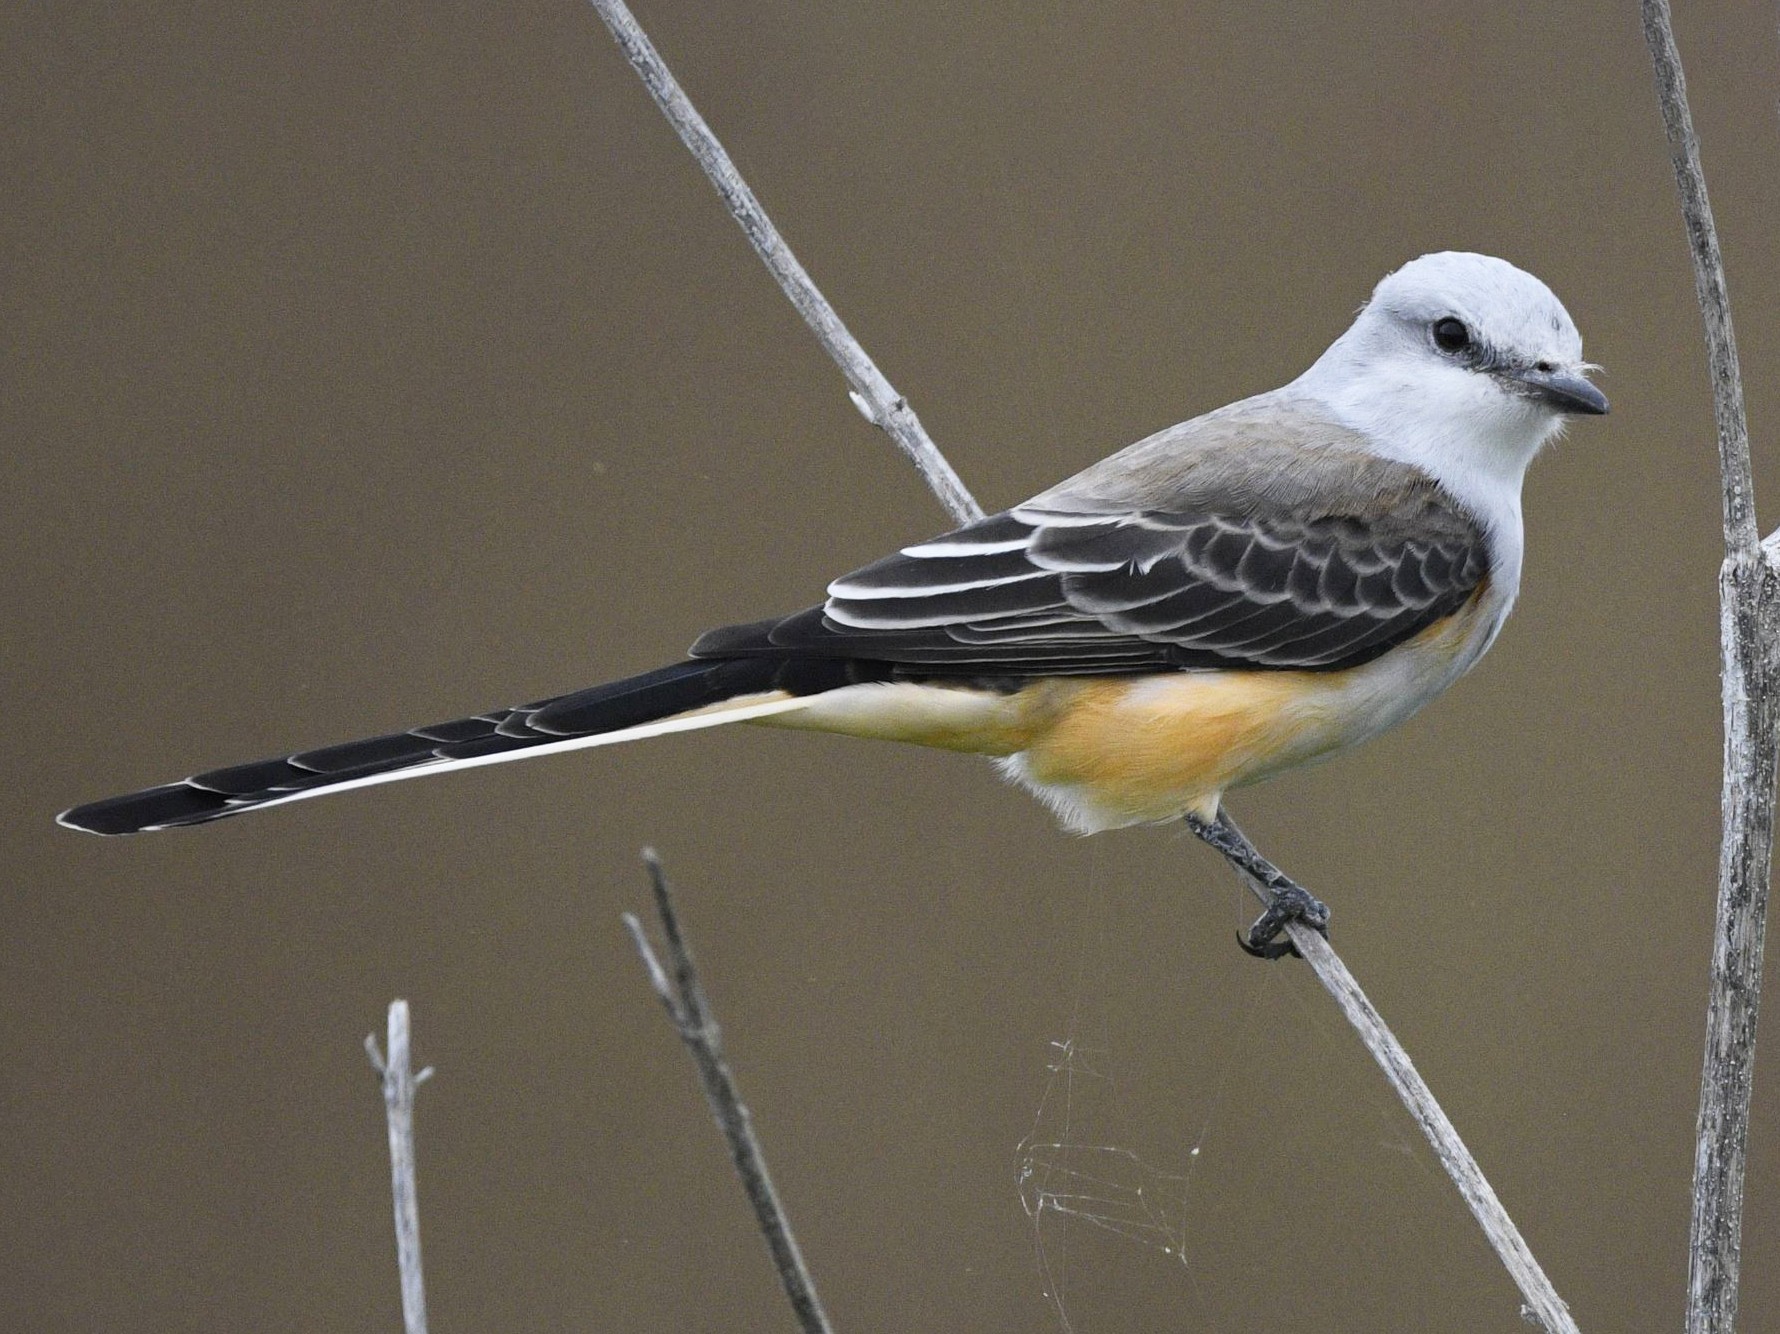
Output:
[
  {"xmin": 1009, "ymin": 672, "xmax": 1341, "ymax": 820},
  {"xmin": 1003, "ymin": 597, "xmax": 1493, "ymax": 829},
  {"xmin": 760, "ymin": 668, "xmax": 1362, "ymax": 815}
]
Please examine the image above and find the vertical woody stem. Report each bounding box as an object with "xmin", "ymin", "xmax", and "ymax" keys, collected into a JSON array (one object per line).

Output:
[
  {"xmin": 1640, "ymin": 5, "xmax": 1778, "ymax": 1331},
  {"xmin": 366, "ymin": 1000, "xmax": 431, "ymax": 1334}
]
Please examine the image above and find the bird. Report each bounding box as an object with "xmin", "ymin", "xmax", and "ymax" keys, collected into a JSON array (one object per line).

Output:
[{"xmin": 60, "ymin": 251, "xmax": 1606, "ymax": 956}]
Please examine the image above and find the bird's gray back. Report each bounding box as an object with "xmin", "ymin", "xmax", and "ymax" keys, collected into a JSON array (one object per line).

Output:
[{"xmin": 1031, "ymin": 392, "xmax": 1478, "ymax": 547}]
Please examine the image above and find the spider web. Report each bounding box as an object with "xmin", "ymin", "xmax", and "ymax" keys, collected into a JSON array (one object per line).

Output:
[
  {"xmin": 1007, "ymin": 833, "xmax": 1378, "ymax": 1329},
  {"xmin": 1011, "ymin": 844, "xmax": 1445, "ymax": 1329},
  {"xmin": 1017, "ymin": 1037, "xmax": 1198, "ymax": 1259},
  {"xmin": 1015, "ymin": 1027, "xmax": 1225, "ymax": 1331}
]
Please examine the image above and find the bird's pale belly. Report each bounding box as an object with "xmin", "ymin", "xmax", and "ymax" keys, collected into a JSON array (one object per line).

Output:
[{"xmin": 762, "ymin": 589, "xmax": 1500, "ymax": 833}]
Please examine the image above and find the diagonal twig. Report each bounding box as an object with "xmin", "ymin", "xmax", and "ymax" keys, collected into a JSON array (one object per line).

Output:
[
  {"xmin": 623, "ymin": 850, "xmax": 833, "ymax": 1334},
  {"xmin": 585, "ymin": 0, "xmax": 982, "ymax": 528},
  {"xmin": 366, "ymin": 1000, "xmax": 435, "ymax": 1334},
  {"xmin": 1640, "ymin": 6, "xmax": 1780, "ymax": 1332},
  {"xmin": 1266, "ymin": 902, "xmax": 1576, "ymax": 1333},
  {"xmin": 587, "ymin": 5, "xmax": 1577, "ymax": 1328}
]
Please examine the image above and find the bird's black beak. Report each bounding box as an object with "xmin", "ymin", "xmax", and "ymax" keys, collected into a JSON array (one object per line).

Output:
[{"xmin": 1507, "ymin": 365, "xmax": 1609, "ymax": 416}]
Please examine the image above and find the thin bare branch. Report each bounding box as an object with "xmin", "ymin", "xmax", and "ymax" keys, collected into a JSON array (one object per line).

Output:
[
  {"xmin": 588, "ymin": 4, "xmax": 1574, "ymax": 1325},
  {"xmin": 1640, "ymin": 8, "xmax": 1780, "ymax": 1332},
  {"xmin": 625, "ymin": 851, "xmax": 833, "ymax": 1334},
  {"xmin": 584, "ymin": 0, "xmax": 983, "ymax": 527},
  {"xmin": 1640, "ymin": 0, "xmax": 1756, "ymax": 555},
  {"xmin": 366, "ymin": 1000, "xmax": 430, "ymax": 1334},
  {"xmin": 1263, "ymin": 900, "xmax": 1578, "ymax": 1333}
]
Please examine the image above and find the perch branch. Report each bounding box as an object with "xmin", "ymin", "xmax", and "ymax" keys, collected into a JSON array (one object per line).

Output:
[
  {"xmin": 587, "ymin": 4, "xmax": 1575, "ymax": 1327},
  {"xmin": 1263, "ymin": 898, "xmax": 1578, "ymax": 1333},
  {"xmin": 365, "ymin": 1000, "xmax": 434, "ymax": 1334},
  {"xmin": 585, "ymin": 0, "xmax": 983, "ymax": 527},
  {"xmin": 623, "ymin": 851, "xmax": 833, "ymax": 1334},
  {"xmin": 1640, "ymin": 6, "xmax": 1780, "ymax": 1332}
]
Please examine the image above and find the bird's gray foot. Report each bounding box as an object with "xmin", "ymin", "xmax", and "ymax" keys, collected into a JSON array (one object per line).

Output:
[
  {"xmin": 1185, "ymin": 809, "xmax": 1331, "ymax": 961},
  {"xmin": 1236, "ymin": 883, "xmax": 1330, "ymax": 959}
]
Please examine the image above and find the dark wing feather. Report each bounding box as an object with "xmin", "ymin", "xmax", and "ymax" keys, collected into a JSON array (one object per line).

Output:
[{"xmin": 692, "ymin": 467, "xmax": 1488, "ymax": 678}]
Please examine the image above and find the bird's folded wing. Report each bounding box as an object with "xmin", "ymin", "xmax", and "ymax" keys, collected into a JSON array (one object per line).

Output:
[{"xmin": 693, "ymin": 438, "xmax": 1488, "ymax": 675}]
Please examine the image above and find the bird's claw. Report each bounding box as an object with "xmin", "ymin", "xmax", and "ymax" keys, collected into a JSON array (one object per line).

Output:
[{"xmin": 1239, "ymin": 885, "xmax": 1331, "ymax": 961}]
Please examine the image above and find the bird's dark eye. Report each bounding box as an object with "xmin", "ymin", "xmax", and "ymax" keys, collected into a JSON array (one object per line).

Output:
[{"xmin": 1432, "ymin": 317, "xmax": 1471, "ymax": 353}]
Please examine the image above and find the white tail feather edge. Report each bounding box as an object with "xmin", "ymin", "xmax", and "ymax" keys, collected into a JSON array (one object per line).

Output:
[{"xmin": 141, "ymin": 692, "xmax": 813, "ymax": 830}]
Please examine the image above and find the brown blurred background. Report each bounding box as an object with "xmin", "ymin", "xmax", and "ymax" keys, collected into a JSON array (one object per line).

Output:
[{"xmin": 6, "ymin": 1, "xmax": 1780, "ymax": 1329}]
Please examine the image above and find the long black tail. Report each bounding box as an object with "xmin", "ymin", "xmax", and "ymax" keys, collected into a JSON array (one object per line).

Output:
[{"xmin": 59, "ymin": 657, "xmax": 812, "ymax": 835}]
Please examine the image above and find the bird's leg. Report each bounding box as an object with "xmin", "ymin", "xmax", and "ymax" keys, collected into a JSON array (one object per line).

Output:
[{"xmin": 1184, "ymin": 808, "xmax": 1331, "ymax": 960}]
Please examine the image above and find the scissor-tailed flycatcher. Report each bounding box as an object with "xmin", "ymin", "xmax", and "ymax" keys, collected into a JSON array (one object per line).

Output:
[{"xmin": 61, "ymin": 251, "xmax": 1606, "ymax": 955}]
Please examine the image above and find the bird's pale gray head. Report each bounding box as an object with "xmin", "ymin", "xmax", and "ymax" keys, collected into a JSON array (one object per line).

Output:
[
  {"xmin": 1295, "ymin": 252, "xmax": 1606, "ymax": 511},
  {"xmin": 1361, "ymin": 251, "xmax": 1606, "ymax": 419}
]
